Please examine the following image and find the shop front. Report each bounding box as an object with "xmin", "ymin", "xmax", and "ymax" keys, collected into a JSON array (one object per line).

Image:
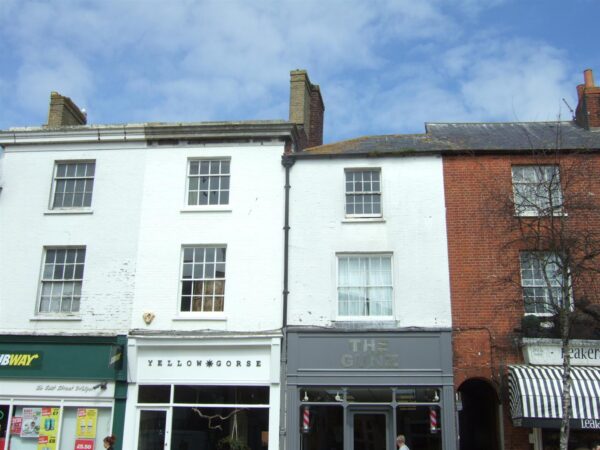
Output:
[
  {"xmin": 124, "ymin": 334, "xmax": 281, "ymax": 450},
  {"xmin": 509, "ymin": 364, "xmax": 600, "ymax": 450},
  {"xmin": 0, "ymin": 335, "xmax": 127, "ymax": 450},
  {"xmin": 509, "ymin": 339, "xmax": 600, "ymax": 449},
  {"xmin": 285, "ymin": 330, "xmax": 457, "ymax": 450}
]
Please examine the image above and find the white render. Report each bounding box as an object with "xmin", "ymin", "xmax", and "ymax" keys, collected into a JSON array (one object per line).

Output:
[
  {"xmin": 288, "ymin": 155, "xmax": 452, "ymax": 328},
  {"xmin": 131, "ymin": 142, "xmax": 285, "ymax": 332},
  {"xmin": 0, "ymin": 141, "xmax": 147, "ymax": 334},
  {"xmin": 0, "ymin": 136, "xmax": 287, "ymax": 334}
]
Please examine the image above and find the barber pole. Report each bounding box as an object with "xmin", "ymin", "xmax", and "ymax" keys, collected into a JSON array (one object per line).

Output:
[
  {"xmin": 429, "ymin": 407, "xmax": 438, "ymax": 433},
  {"xmin": 302, "ymin": 406, "xmax": 310, "ymax": 433}
]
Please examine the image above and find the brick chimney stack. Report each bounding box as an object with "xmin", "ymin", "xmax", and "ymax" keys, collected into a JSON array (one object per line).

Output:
[
  {"xmin": 46, "ymin": 91, "xmax": 87, "ymax": 127},
  {"xmin": 289, "ymin": 70, "xmax": 325, "ymax": 148},
  {"xmin": 575, "ymin": 69, "xmax": 600, "ymax": 129}
]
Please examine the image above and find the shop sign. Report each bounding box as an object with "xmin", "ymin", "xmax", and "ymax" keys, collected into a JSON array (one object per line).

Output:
[
  {"xmin": 340, "ymin": 339, "xmax": 400, "ymax": 369},
  {"xmin": 137, "ymin": 346, "xmax": 271, "ymax": 382},
  {"xmin": 0, "ymin": 352, "xmax": 42, "ymax": 368},
  {"xmin": 580, "ymin": 418, "xmax": 600, "ymax": 429},
  {"xmin": 75, "ymin": 439, "xmax": 95, "ymax": 450},
  {"xmin": 523, "ymin": 339, "xmax": 600, "ymax": 366},
  {"xmin": 1, "ymin": 379, "xmax": 115, "ymax": 398}
]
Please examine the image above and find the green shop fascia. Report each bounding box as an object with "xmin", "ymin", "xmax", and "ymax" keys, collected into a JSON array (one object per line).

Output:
[{"xmin": 0, "ymin": 334, "xmax": 127, "ymax": 450}]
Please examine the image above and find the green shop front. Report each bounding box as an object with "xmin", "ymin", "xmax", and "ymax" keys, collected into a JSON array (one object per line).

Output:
[{"xmin": 0, "ymin": 335, "xmax": 127, "ymax": 450}]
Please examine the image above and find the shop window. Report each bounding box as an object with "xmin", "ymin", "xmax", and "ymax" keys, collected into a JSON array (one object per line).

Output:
[
  {"xmin": 395, "ymin": 388, "xmax": 440, "ymax": 403},
  {"xmin": 138, "ymin": 385, "xmax": 171, "ymax": 403},
  {"xmin": 174, "ymin": 385, "xmax": 269, "ymax": 405},
  {"xmin": 299, "ymin": 405, "xmax": 343, "ymax": 450},
  {"xmin": 6, "ymin": 406, "xmax": 111, "ymax": 450},
  {"xmin": 299, "ymin": 388, "xmax": 344, "ymax": 402},
  {"xmin": 0, "ymin": 404, "xmax": 7, "ymax": 449},
  {"xmin": 171, "ymin": 406, "xmax": 269, "ymax": 450},
  {"xmin": 396, "ymin": 405, "xmax": 442, "ymax": 450}
]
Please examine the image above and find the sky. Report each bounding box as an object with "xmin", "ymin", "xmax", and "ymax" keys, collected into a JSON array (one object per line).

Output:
[{"xmin": 0, "ymin": 0, "xmax": 599, "ymax": 143}]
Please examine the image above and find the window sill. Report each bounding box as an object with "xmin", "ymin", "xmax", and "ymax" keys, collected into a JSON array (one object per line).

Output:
[
  {"xmin": 334, "ymin": 316, "xmax": 395, "ymax": 321},
  {"xmin": 173, "ymin": 314, "xmax": 227, "ymax": 321},
  {"xmin": 514, "ymin": 212, "xmax": 567, "ymax": 218},
  {"xmin": 180, "ymin": 206, "xmax": 232, "ymax": 213},
  {"xmin": 44, "ymin": 209, "xmax": 93, "ymax": 215},
  {"xmin": 342, "ymin": 217, "xmax": 386, "ymax": 224},
  {"xmin": 30, "ymin": 316, "xmax": 82, "ymax": 321}
]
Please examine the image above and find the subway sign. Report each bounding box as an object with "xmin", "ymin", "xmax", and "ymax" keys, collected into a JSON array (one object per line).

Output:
[{"xmin": 0, "ymin": 352, "xmax": 43, "ymax": 368}]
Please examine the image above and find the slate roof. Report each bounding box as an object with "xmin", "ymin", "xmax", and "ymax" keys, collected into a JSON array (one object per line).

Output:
[{"xmin": 298, "ymin": 121, "xmax": 600, "ymax": 157}]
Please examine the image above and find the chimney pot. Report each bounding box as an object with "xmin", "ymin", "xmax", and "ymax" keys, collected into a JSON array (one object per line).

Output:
[
  {"xmin": 575, "ymin": 68, "xmax": 600, "ymax": 129},
  {"xmin": 584, "ymin": 69, "xmax": 595, "ymax": 88}
]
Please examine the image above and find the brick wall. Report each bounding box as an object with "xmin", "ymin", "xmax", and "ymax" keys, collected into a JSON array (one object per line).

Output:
[{"xmin": 443, "ymin": 152, "xmax": 600, "ymax": 450}]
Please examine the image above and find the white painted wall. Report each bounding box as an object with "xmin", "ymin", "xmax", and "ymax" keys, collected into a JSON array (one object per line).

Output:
[
  {"xmin": 0, "ymin": 142, "xmax": 146, "ymax": 334},
  {"xmin": 287, "ymin": 155, "xmax": 452, "ymax": 328},
  {"xmin": 0, "ymin": 140, "xmax": 287, "ymax": 335},
  {"xmin": 131, "ymin": 143, "xmax": 285, "ymax": 332}
]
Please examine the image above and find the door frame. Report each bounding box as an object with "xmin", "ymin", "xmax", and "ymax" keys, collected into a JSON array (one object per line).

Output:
[
  {"xmin": 346, "ymin": 406, "xmax": 394, "ymax": 450},
  {"xmin": 136, "ymin": 407, "xmax": 171, "ymax": 450}
]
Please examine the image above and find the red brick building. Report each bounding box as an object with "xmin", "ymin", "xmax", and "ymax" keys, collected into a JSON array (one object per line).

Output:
[{"xmin": 441, "ymin": 70, "xmax": 600, "ymax": 450}]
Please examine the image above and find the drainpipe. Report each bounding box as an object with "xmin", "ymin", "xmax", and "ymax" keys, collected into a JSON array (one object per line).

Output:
[{"xmin": 279, "ymin": 154, "xmax": 295, "ymax": 450}]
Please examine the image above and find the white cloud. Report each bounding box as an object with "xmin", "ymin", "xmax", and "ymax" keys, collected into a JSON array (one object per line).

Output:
[{"xmin": 0, "ymin": 0, "xmax": 583, "ymax": 141}]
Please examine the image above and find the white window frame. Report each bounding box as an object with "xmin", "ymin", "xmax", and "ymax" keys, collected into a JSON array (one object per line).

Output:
[
  {"xmin": 37, "ymin": 246, "xmax": 86, "ymax": 315},
  {"xmin": 186, "ymin": 158, "xmax": 231, "ymax": 207},
  {"xmin": 49, "ymin": 160, "xmax": 95, "ymax": 210},
  {"xmin": 179, "ymin": 245, "xmax": 227, "ymax": 314},
  {"xmin": 344, "ymin": 168, "xmax": 382, "ymax": 218},
  {"xmin": 511, "ymin": 165, "xmax": 563, "ymax": 217},
  {"xmin": 336, "ymin": 253, "xmax": 393, "ymax": 319},
  {"xmin": 519, "ymin": 251, "xmax": 568, "ymax": 316}
]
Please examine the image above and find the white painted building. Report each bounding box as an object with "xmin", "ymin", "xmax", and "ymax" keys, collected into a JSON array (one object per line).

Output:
[
  {"xmin": 0, "ymin": 70, "xmax": 326, "ymax": 450},
  {"xmin": 284, "ymin": 143, "xmax": 457, "ymax": 450}
]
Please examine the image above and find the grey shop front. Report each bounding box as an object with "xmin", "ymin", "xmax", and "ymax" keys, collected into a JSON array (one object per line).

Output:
[{"xmin": 285, "ymin": 330, "xmax": 456, "ymax": 450}]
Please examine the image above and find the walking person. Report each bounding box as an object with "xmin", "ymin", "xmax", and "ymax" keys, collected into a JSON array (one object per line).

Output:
[
  {"xmin": 103, "ymin": 435, "xmax": 117, "ymax": 450},
  {"xmin": 396, "ymin": 434, "xmax": 409, "ymax": 450}
]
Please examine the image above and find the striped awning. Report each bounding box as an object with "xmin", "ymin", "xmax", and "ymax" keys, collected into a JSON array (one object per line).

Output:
[{"xmin": 508, "ymin": 365, "xmax": 600, "ymax": 429}]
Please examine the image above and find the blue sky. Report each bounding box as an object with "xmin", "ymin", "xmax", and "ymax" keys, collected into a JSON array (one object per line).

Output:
[{"xmin": 0, "ymin": 0, "xmax": 599, "ymax": 143}]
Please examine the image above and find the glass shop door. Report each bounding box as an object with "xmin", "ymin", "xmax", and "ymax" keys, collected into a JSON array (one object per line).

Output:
[
  {"xmin": 137, "ymin": 408, "xmax": 170, "ymax": 450},
  {"xmin": 348, "ymin": 408, "xmax": 392, "ymax": 450}
]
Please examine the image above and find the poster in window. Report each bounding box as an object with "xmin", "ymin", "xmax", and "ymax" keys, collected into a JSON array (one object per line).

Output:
[
  {"xmin": 11, "ymin": 416, "xmax": 23, "ymax": 434},
  {"xmin": 37, "ymin": 407, "xmax": 60, "ymax": 450},
  {"xmin": 21, "ymin": 407, "xmax": 41, "ymax": 438},
  {"xmin": 75, "ymin": 438, "xmax": 96, "ymax": 450},
  {"xmin": 76, "ymin": 408, "xmax": 98, "ymax": 439}
]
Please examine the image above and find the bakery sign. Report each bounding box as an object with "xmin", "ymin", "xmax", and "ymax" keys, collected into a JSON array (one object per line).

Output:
[
  {"xmin": 523, "ymin": 339, "xmax": 600, "ymax": 366},
  {"xmin": 137, "ymin": 346, "xmax": 271, "ymax": 382}
]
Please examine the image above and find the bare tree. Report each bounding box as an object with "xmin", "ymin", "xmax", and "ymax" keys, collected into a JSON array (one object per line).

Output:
[{"xmin": 483, "ymin": 127, "xmax": 600, "ymax": 450}]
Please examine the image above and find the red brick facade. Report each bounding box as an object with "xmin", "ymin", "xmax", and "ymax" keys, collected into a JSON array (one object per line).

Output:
[{"xmin": 443, "ymin": 152, "xmax": 600, "ymax": 450}]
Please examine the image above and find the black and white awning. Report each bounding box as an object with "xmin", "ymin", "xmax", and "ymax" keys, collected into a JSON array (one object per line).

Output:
[{"xmin": 509, "ymin": 365, "xmax": 600, "ymax": 429}]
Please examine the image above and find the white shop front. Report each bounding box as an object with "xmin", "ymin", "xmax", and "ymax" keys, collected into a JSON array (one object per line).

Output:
[{"xmin": 123, "ymin": 335, "xmax": 281, "ymax": 450}]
